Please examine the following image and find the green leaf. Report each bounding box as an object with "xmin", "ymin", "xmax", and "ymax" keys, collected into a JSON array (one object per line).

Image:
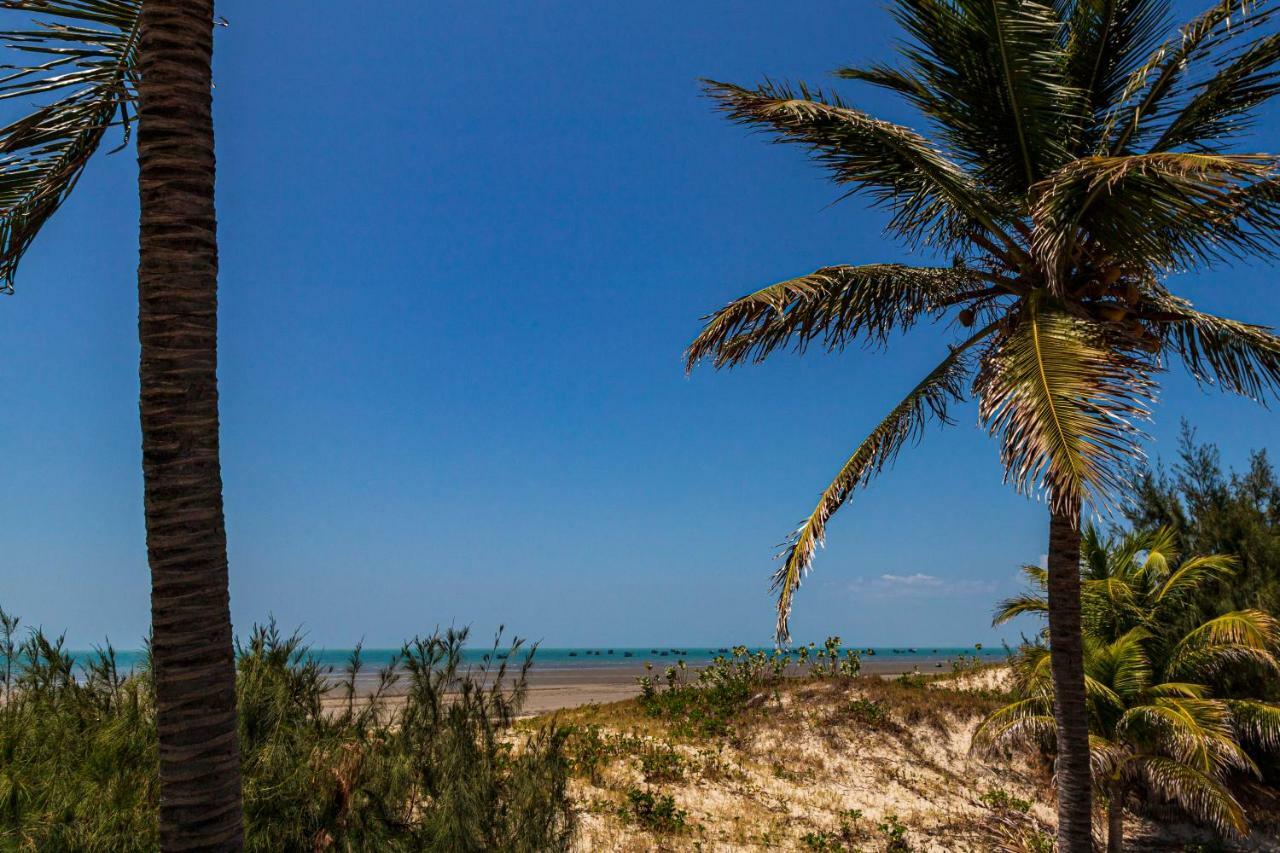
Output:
[{"xmin": 975, "ymin": 293, "xmax": 1154, "ymax": 515}]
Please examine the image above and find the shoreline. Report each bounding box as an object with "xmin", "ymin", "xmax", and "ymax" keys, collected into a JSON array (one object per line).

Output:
[{"xmin": 321, "ymin": 655, "xmax": 981, "ymax": 717}]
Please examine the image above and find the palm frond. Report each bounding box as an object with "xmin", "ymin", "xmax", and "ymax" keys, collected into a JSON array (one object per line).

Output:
[
  {"xmin": 1174, "ymin": 609, "xmax": 1280, "ymax": 653},
  {"xmin": 1226, "ymin": 699, "xmax": 1280, "ymax": 750},
  {"xmin": 886, "ymin": 0, "xmax": 1080, "ymax": 196},
  {"xmin": 1153, "ymin": 554, "xmax": 1238, "ymax": 604},
  {"xmin": 1102, "ymin": 627, "xmax": 1155, "ymax": 699},
  {"xmin": 992, "ymin": 592, "xmax": 1048, "ymax": 626},
  {"xmin": 1154, "ymin": 28, "xmax": 1280, "ymax": 151},
  {"xmin": 975, "ymin": 293, "xmax": 1154, "ymax": 516},
  {"xmin": 0, "ymin": 0, "xmax": 141, "ymax": 294},
  {"xmin": 1134, "ymin": 754, "xmax": 1248, "ymax": 836},
  {"xmin": 1063, "ymin": 0, "xmax": 1172, "ymax": 139},
  {"xmin": 1145, "ymin": 290, "xmax": 1280, "ymax": 400},
  {"xmin": 1118, "ymin": 697, "xmax": 1237, "ymax": 772},
  {"xmin": 1136, "ymin": 525, "xmax": 1181, "ymax": 578},
  {"xmin": 1089, "ymin": 733, "xmax": 1129, "ymax": 779},
  {"xmin": 973, "ymin": 697, "xmax": 1056, "ymax": 749},
  {"xmin": 700, "ymin": 78, "xmax": 1022, "ymax": 252},
  {"xmin": 772, "ymin": 321, "xmax": 999, "ymax": 642},
  {"xmin": 1101, "ymin": 0, "xmax": 1273, "ymax": 154},
  {"xmin": 684, "ymin": 264, "xmax": 980, "ymax": 371},
  {"xmin": 1146, "ymin": 682, "xmax": 1210, "ymax": 699},
  {"xmin": 1030, "ymin": 152, "xmax": 1280, "ymax": 289}
]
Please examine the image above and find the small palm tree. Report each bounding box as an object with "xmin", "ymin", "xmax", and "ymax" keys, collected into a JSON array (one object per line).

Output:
[
  {"xmin": 0, "ymin": 1, "xmax": 242, "ymax": 847},
  {"xmin": 686, "ymin": 3, "xmax": 1280, "ymax": 847},
  {"xmin": 996, "ymin": 525, "xmax": 1240, "ymax": 646},
  {"xmin": 982, "ymin": 529, "xmax": 1280, "ymax": 851}
]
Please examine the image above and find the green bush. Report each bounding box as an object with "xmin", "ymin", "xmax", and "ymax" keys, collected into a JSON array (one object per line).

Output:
[
  {"xmin": 618, "ymin": 787, "xmax": 687, "ymax": 834},
  {"xmin": 0, "ymin": 608, "xmax": 575, "ymax": 852},
  {"xmin": 845, "ymin": 697, "xmax": 890, "ymax": 729},
  {"xmin": 636, "ymin": 740, "xmax": 686, "ymax": 783},
  {"xmin": 978, "ymin": 787, "xmax": 1032, "ymax": 815},
  {"xmin": 637, "ymin": 639, "xmax": 860, "ymax": 736}
]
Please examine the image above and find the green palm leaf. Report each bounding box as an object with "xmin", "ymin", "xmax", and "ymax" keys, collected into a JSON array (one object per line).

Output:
[
  {"xmin": 1152, "ymin": 553, "xmax": 1238, "ymax": 605},
  {"xmin": 0, "ymin": 0, "xmax": 141, "ymax": 294},
  {"xmin": 1226, "ymin": 699, "xmax": 1280, "ymax": 750},
  {"xmin": 1063, "ymin": 0, "xmax": 1172, "ymax": 130},
  {"xmin": 1134, "ymin": 754, "xmax": 1248, "ymax": 835},
  {"xmin": 886, "ymin": 0, "xmax": 1080, "ymax": 195},
  {"xmin": 975, "ymin": 293, "xmax": 1154, "ymax": 515},
  {"xmin": 993, "ymin": 590, "xmax": 1049, "ymax": 626}
]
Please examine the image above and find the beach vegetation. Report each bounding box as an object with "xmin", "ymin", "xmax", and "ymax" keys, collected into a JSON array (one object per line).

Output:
[
  {"xmin": 617, "ymin": 787, "xmax": 688, "ymax": 834},
  {"xmin": 685, "ymin": 4, "xmax": 1280, "ymax": 848},
  {"xmin": 0, "ymin": 612, "xmax": 575, "ymax": 852},
  {"xmin": 979, "ymin": 529, "xmax": 1280, "ymax": 851},
  {"xmin": 0, "ymin": 0, "xmax": 246, "ymax": 839},
  {"xmin": 637, "ymin": 640, "xmax": 861, "ymax": 736}
]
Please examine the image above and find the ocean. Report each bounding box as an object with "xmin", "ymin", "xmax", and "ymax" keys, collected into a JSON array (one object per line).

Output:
[{"xmin": 47, "ymin": 644, "xmax": 1010, "ymax": 675}]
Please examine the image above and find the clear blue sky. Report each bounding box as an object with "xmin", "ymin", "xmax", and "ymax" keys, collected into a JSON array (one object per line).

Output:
[{"xmin": 0, "ymin": 1, "xmax": 1275, "ymax": 649}]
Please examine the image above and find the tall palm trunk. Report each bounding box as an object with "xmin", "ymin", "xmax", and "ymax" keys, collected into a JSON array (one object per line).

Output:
[
  {"xmin": 1047, "ymin": 500, "xmax": 1093, "ymax": 852},
  {"xmin": 137, "ymin": 1, "xmax": 243, "ymax": 850}
]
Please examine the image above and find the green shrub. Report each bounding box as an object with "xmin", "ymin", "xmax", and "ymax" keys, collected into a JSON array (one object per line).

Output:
[
  {"xmin": 0, "ymin": 608, "xmax": 576, "ymax": 852},
  {"xmin": 845, "ymin": 697, "xmax": 890, "ymax": 729},
  {"xmin": 877, "ymin": 812, "xmax": 911, "ymax": 852},
  {"xmin": 978, "ymin": 787, "xmax": 1032, "ymax": 815},
  {"xmin": 636, "ymin": 740, "xmax": 686, "ymax": 783},
  {"xmin": 619, "ymin": 787, "xmax": 687, "ymax": 834},
  {"xmin": 637, "ymin": 639, "xmax": 860, "ymax": 736}
]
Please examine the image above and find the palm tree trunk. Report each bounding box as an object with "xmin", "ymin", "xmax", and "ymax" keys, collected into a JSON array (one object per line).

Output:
[
  {"xmin": 1047, "ymin": 500, "xmax": 1093, "ymax": 853},
  {"xmin": 1107, "ymin": 781, "xmax": 1125, "ymax": 853},
  {"xmin": 137, "ymin": 1, "xmax": 243, "ymax": 849}
]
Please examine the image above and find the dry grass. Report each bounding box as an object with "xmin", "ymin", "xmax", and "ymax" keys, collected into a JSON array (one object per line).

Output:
[
  {"xmin": 543, "ymin": 666, "xmax": 1279, "ymax": 851},
  {"xmin": 551, "ymin": 669, "xmax": 1059, "ymax": 852}
]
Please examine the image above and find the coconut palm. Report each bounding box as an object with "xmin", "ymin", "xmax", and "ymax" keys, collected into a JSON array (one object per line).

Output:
[
  {"xmin": 996, "ymin": 524, "xmax": 1242, "ymax": 647},
  {"xmin": 0, "ymin": 1, "xmax": 243, "ymax": 848},
  {"xmin": 685, "ymin": 2, "xmax": 1280, "ymax": 848},
  {"xmin": 980, "ymin": 532, "xmax": 1280, "ymax": 851}
]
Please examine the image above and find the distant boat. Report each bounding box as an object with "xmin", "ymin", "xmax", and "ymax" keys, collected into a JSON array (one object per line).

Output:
[
  {"xmin": 568, "ymin": 652, "xmax": 577, "ymax": 657},
  {"xmin": 623, "ymin": 651, "xmax": 633, "ymax": 657},
  {"xmin": 608, "ymin": 649, "xmax": 614, "ymax": 654}
]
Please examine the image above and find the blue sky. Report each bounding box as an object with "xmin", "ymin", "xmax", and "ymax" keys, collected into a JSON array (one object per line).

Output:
[{"xmin": 0, "ymin": 1, "xmax": 1276, "ymax": 649}]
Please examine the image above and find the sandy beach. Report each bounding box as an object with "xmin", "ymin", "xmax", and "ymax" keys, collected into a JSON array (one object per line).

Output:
[{"xmin": 321, "ymin": 655, "xmax": 975, "ymax": 717}]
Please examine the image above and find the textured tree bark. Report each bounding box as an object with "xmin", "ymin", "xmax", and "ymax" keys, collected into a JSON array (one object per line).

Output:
[
  {"xmin": 137, "ymin": 1, "xmax": 243, "ymax": 850},
  {"xmin": 1047, "ymin": 500, "xmax": 1094, "ymax": 853},
  {"xmin": 1107, "ymin": 782, "xmax": 1125, "ymax": 853}
]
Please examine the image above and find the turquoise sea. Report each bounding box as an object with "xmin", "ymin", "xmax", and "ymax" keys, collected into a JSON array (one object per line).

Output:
[{"xmin": 47, "ymin": 644, "xmax": 1010, "ymax": 675}]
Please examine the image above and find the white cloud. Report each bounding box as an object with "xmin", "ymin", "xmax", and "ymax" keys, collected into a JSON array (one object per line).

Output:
[{"xmin": 860, "ymin": 572, "xmax": 998, "ymax": 599}]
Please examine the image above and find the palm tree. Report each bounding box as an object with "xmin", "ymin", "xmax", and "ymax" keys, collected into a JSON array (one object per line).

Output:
[
  {"xmin": 685, "ymin": 2, "xmax": 1280, "ymax": 848},
  {"xmin": 980, "ymin": 529, "xmax": 1280, "ymax": 851},
  {"xmin": 0, "ymin": 1, "xmax": 243, "ymax": 848}
]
